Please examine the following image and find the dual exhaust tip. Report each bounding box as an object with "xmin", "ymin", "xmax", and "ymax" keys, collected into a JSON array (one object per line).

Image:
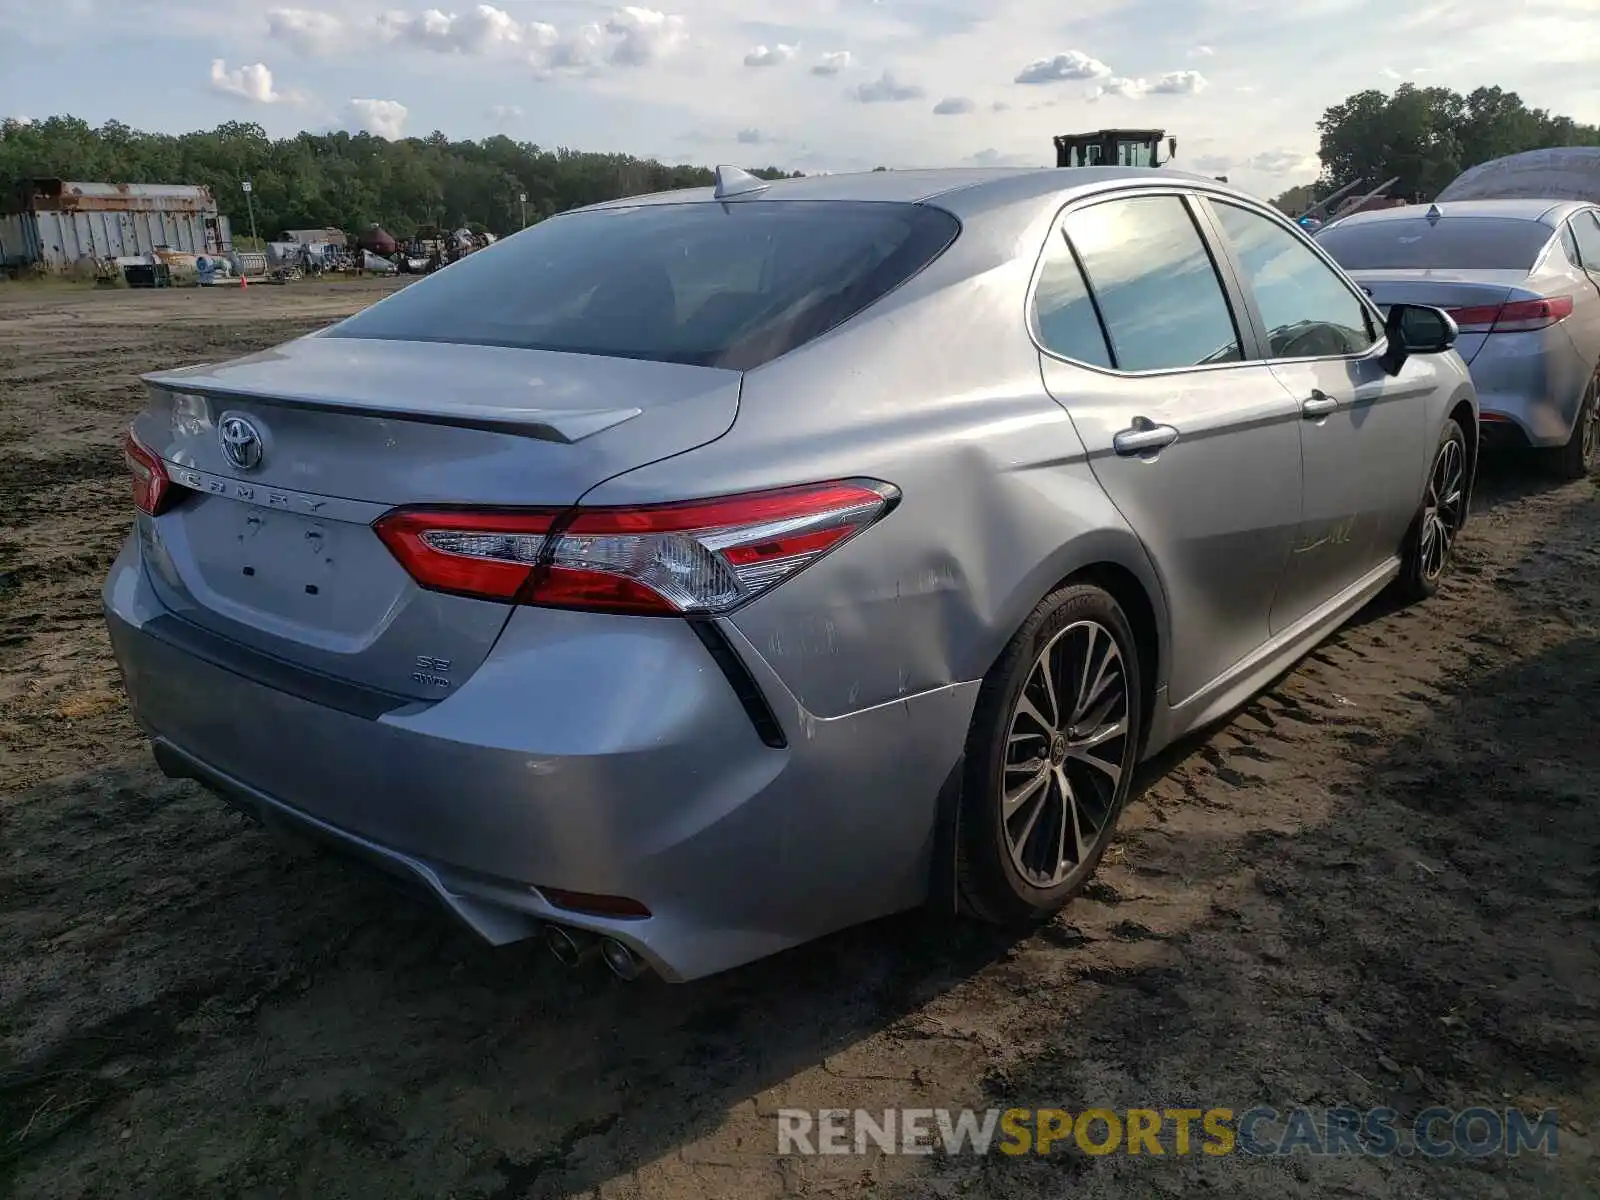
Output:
[{"xmin": 542, "ymin": 923, "xmax": 647, "ymax": 981}]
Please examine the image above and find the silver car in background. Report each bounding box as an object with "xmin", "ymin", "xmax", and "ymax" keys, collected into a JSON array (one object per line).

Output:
[
  {"xmin": 105, "ymin": 167, "xmax": 1476, "ymax": 982},
  {"xmin": 1316, "ymin": 199, "xmax": 1600, "ymax": 477}
]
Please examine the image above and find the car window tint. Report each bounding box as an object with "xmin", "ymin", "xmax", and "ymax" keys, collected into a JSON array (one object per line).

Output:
[
  {"xmin": 1314, "ymin": 216, "xmax": 1554, "ymax": 271},
  {"xmin": 1062, "ymin": 196, "xmax": 1242, "ymax": 371},
  {"xmin": 1571, "ymin": 212, "xmax": 1600, "ymax": 274},
  {"xmin": 1032, "ymin": 230, "xmax": 1112, "ymax": 367},
  {"xmin": 1212, "ymin": 201, "xmax": 1376, "ymax": 360},
  {"xmin": 327, "ymin": 201, "xmax": 961, "ymax": 371}
]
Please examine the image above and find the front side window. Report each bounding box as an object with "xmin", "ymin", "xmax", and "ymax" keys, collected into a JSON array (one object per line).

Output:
[
  {"xmin": 1062, "ymin": 195, "xmax": 1243, "ymax": 371},
  {"xmin": 1211, "ymin": 201, "xmax": 1376, "ymax": 360}
]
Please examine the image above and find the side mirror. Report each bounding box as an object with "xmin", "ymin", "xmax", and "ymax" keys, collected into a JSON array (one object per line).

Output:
[{"xmin": 1379, "ymin": 303, "xmax": 1458, "ymax": 376}]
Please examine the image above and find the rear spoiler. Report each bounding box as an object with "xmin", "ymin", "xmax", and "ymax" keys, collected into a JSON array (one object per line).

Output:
[{"xmin": 141, "ymin": 371, "xmax": 643, "ymax": 444}]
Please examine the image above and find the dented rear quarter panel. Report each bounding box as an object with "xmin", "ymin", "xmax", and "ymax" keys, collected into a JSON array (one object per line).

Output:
[{"xmin": 578, "ymin": 195, "xmax": 1171, "ymax": 725}]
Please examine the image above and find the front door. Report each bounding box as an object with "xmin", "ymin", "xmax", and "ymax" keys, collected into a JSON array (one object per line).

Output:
[
  {"xmin": 1201, "ymin": 198, "xmax": 1432, "ymax": 633},
  {"xmin": 1033, "ymin": 192, "xmax": 1304, "ymax": 706}
]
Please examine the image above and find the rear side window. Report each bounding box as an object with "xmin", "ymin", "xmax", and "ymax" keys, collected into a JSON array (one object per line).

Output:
[
  {"xmin": 326, "ymin": 201, "xmax": 960, "ymax": 370},
  {"xmin": 1559, "ymin": 222, "xmax": 1583, "ymax": 268},
  {"xmin": 1571, "ymin": 211, "xmax": 1600, "ymax": 276},
  {"xmin": 1314, "ymin": 217, "xmax": 1555, "ymax": 271},
  {"xmin": 1032, "ymin": 231, "xmax": 1113, "ymax": 368},
  {"xmin": 1062, "ymin": 196, "xmax": 1243, "ymax": 371}
]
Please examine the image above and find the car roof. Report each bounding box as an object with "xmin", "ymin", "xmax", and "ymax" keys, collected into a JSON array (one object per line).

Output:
[
  {"xmin": 1330, "ymin": 198, "xmax": 1593, "ymax": 230},
  {"xmin": 570, "ymin": 165, "xmax": 1256, "ymax": 221}
]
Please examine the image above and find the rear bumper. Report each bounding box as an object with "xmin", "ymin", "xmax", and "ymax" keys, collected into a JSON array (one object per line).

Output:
[
  {"xmin": 1469, "ymin": 333, "xmax": 1589, "ymax": 449},
  {"xmin": 103, "ymin": 534, "xmax": 977, "ymax": 980}
]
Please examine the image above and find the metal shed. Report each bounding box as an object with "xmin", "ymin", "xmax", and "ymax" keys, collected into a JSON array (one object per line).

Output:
[{"xmin": 0, "ymin": 179, "xmax": 233, "ymax": 272}]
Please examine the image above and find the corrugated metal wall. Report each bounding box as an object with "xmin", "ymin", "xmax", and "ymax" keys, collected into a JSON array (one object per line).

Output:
[
  {"xmin": 17, "ymin": 210, "xmax": 234, "ymax": 270},
  {"xmin": 0, "ymin": 214, "xmax": 31, "ymax": 265}
]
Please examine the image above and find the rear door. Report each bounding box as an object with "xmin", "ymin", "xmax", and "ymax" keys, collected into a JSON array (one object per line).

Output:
[
  {"xmin": 1034, "ymin": 191, "xmax": 1303, "ymax": 706},
  {"xmin": 1203, "ymin": 197, "xmax": 1433, "ymax": 633}
]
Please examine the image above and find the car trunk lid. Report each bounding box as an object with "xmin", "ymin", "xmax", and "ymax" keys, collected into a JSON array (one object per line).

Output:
[
  {"xmin": 133, "ymin": 335, "xmax": 741, "ymax": 702},
  {"xmin": 1345, "ymin": 269, "xmax": 1535, "ymax": 363}
]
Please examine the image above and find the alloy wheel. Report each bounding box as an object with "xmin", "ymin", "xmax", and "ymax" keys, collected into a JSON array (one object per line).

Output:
[
  {"xmin": 1000, "ymin": 619, "xmax": 1131, "ymax": 888},
  {"xmin": 1419, "ymin": 436, "xmax": 1465, "ymax": 583}
]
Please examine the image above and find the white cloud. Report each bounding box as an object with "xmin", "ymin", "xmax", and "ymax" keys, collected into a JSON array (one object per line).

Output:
[
  {"xmin": 208, "ymin": 59, "xmax": 300, "ymax": 104},
  {"xmin": 489, "ymin": 103, "xmax": 523, "ymax": 123},
  {"xmin": 1247, "ymin": 148, "xmax": 1320, "ymax": 175},
  {"xmin": 991, "ymin": 100, "xmax": 1011, "ymax": 112},
  {"xmin": 264, "ymin": 7, "xmax": 343, "ymax": 56},
  {"xmin": 1092, "ymin": 76, "xmax": 1146, "ymax": 98},
  {"xmin": 744, "ymin": 43, "xmax": 796, "ymax": 67},
  {"xmin": 543, "ymin": 24, "xmax": 602, "ymax": 71},
  {"xmin": 1151, "ymin": 70, "xmax": 1208, "ymax": 94},
  {"xmin": 1092, "ymin": 69, "xmax": 1208, "ymax": 99},
  {"xmin": 354, "ymin": 5, "xmax": 681, "ymax": 72},
  {"xmin": 933, "ymin": 96, "xmax": 975, "ymax": 116},
  {"xmin": 1014, "ymin": 51, "xmax": 1112, "ymax": 85},
  {"xmin": 605, "ymin": 6, "xmax": 686, "ymax": 66},
  {"xmin": 344, "ymin": 98, "xmax": 408, "ymax": 138},
  {"xmin": 379, "ymin": 5, "xmax": 525, "ymax": 55},
  {"xmin": 1189, "ymin": 44, "xmax": 1215, "ymax": 57},
  {"xmin": 811, "ymin": 50, "xmax": 852, "ymax": 76},
  {"xmin": 851, "ymin": 70, "xmax": 924, "ymax": 103}
]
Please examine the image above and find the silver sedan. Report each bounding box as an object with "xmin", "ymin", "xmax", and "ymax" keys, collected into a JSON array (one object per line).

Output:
[
  {"xmin": 1317, "ymin": 199, "xmax": 1600, "ymax": 477},
  {"xmin": 104, "ymin": 166, "xmax": 1476, "ymax": 981}
]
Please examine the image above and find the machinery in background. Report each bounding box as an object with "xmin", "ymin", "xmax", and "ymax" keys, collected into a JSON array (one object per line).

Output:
[{"xmin": 1054, "ymin": 129, "xmax": 1177, "ymax": 169}]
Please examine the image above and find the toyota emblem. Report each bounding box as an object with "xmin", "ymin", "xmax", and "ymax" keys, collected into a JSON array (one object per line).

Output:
[{"xmin": 218, "ymin": 414, "xmax": 265, "ymax": 471}]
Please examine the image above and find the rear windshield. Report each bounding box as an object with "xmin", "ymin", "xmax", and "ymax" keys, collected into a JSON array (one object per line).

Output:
[
  {"xmin": 326, "ymin": 200, "xmax": 960, "ymax": 370},
  {"xmin": 1314, "ymin": 217, "xmax": 1554, "ymax": 271}
]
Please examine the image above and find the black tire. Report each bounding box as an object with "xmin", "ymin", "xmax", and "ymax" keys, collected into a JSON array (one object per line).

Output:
[
  {"xmin": 956, "ymin": 583, "xmax": 1143, "ymax": 925},
  {"xmin": 1392, "ymin": 420, "xmax": 1470, "ymax": 605},
  {"xmin": 1547, "ymin": 376, "xmax": 1598, "ymax": 481}
]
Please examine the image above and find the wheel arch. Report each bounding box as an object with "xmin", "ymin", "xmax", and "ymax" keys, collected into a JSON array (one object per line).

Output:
[
  {"xmin": 1448, "ymin": 390, "xmax": 1479, "ymax": 493},
  {"xmin": 983, "ymin": 531, "xmax": 1170, "ymax": 738},
  {"xmin": 929, "ymin": 541, "xmax": 1169, "ymax": 915},
  {"xmin": 1070, "ymin": 562, "xmax": 1162, "ymax": 759}
]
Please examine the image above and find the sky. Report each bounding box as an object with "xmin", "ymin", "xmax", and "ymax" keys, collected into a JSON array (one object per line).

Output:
[{"xmin": 2, "ymin": 0, "xmax": 1598, "ymax": 199}]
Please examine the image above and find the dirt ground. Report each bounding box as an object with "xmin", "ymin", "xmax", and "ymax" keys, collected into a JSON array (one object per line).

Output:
[{"xmin": 2, "ymin": 278, "xmax": 1597, "ymax": 1199}]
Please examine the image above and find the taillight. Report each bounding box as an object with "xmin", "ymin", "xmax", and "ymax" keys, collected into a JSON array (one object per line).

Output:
[
  {"xmin": 371, "ymin": 508, "xmax": 557, "ymax": 601},
  {"xmin": 1447, "ymin": 295, "xmax": 1573, "ymax": 334},
  {"xmin": 124, "ymin": 428, "xmax": 174, "ymax": 516},
  {"xmin": 374, "ymin": 480, "xmax": 898, "ymax": 615}
]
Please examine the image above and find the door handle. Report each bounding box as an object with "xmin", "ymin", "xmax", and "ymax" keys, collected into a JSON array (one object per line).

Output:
[
  {"xmin": 1301, "ymin": 390, "xmax": 1339, "ymax": 418},
  {"xmin": 1113, "ymin": 417, "xmax": 1180, "ymax": 456}
]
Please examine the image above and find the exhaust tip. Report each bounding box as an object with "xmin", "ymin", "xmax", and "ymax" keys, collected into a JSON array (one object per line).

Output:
[
  {"xmin": 543, "ymin": 923, "xmax": 590, "ymax": 968},
  {"xmin": 599, "ymin": 937, "xmax": 646, "ymax": 982}
]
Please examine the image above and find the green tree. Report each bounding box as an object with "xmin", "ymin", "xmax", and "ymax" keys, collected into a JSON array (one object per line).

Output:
[
  {"xmin": 1316, "ymin": 83, "xmax": 1600, "ymax": 200},
  {"xmin": 0, "ymin": 116, "xmax": 801, "ymax": 241}
]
